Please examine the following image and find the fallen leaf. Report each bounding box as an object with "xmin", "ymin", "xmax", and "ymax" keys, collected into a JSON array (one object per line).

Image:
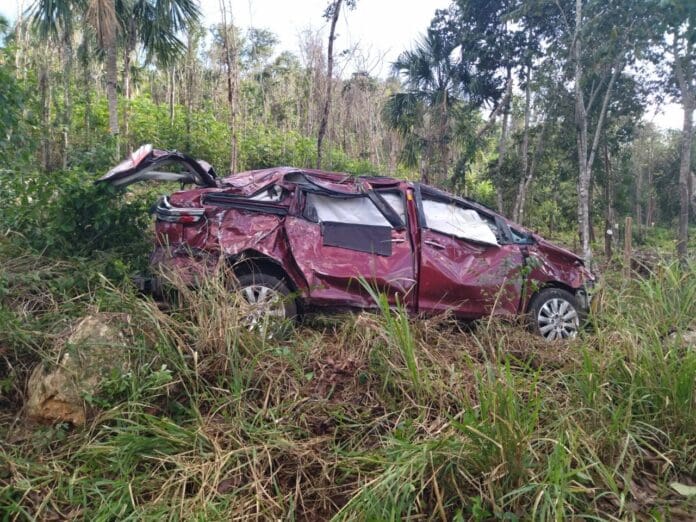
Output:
[{"xmin": 670, "ymin": 482, "xmax": 696, "ymax": 497}]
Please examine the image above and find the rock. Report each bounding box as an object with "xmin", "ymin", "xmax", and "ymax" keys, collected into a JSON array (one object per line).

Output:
[
  {"xmin": 25, "ymin": 314, "xmax": 131, "ymax": 426},
  {"xmin": 682, "ymin": 331, "xmax": 696, "ymax": 345},
  {"xmin": 668, "ymin": 329, "xmax": 696, "ymax": 349}
]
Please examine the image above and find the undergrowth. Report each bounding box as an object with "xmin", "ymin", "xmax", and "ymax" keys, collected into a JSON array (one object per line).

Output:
[{"xmin": 1, "ymin": 240, "xmax": 695, "ymax": 520}]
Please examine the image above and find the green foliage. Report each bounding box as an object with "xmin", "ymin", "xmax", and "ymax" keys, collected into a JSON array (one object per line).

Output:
[
  {"xmin": 0, "ymin": 51, "xmax": 36, "ymax": 169},
  {"xmin": 0, "ymin": 170, "xmax": 151, "ymax": 263}
]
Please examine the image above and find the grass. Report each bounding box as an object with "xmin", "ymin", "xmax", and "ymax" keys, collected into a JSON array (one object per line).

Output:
[{"xmin": 1, "ymin": 237, "xmax": 696, "ymax": 520}]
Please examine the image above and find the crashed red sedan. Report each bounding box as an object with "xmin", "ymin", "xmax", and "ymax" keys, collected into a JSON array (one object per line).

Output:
[{"xmin": 99, "ymin": 145, "xmax": 595, "ymax": 340}]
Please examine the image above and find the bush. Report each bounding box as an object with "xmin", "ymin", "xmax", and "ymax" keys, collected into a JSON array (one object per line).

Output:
[{"xmin": 0, "ymin": 169, "xmax": 151, "ymax": 264}]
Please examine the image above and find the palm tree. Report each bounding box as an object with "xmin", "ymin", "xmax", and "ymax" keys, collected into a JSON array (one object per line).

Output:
[
  {"xmin": 384, "ymin": 30, "xmax": 463, "ymax": 184},
  {"xmin": 30, "ymin": 0, "xmax": 199, "ymax": 158}
]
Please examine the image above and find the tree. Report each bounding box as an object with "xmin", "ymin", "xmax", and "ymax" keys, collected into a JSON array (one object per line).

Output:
[
  {"xmin": 316, "ymin": 0, "xmax": 356, "ymax": 169},
  {"xmin": 30, "ymin": 0, "xmax": 200, "ymax": 158},
  {"xmin": 384, "ymin": 17, "xmax": 498, "ymax": 185},
  {"xmin": 659, "ymin": 0, "xmax": 696, "ymax": 261},
  {"xmin": 384, "ymin": 30, "xmax": 461, "ymax": 184},
  {"xmin": 541, "ymin": 0, "xmax": 653, "ymax": 264},
  {"xmin": 217, "ymin": 0, "xmax": 240, "ymax": 173}
]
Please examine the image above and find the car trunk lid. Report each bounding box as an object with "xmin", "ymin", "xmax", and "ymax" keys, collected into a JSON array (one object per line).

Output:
[{"xmin": 96, "ymin": 144, "xmax": 218, "ymax": 188}]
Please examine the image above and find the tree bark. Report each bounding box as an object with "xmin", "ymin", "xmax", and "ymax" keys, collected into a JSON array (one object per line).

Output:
[
  {"xmin": 494, "ymin": 67, "xmax": 513, "ymax": 214},
  {"xmin": 674, "ymin": 31, "xmax": 694, "ymax": 262},
  {"xmin": 105, "ymin": 39, "xmax": 120, "ymax": 158},
  {"xmin": 123, "ymin": 18, "xmax": 136, "ymax": 154},
  {"xmin": 603, "ymin": 142, "xmax": 615, "ymax": 259},
  {"xmin": 646, "ymin": 135, "xmax": 655, "ymax": 227},
  {"xmin": 316, "ymin": 0, "xmax": 343, "ymax": 169},
  {"xmin": 635, "ymin": 146, "xmax": 644, "ymax": 239},
  {"xmin": 573, "ymin": 0, "xmax": 591, "ymax": 260},
  {"xmin": 511, "ymin": 64, "xmax": 532, "ymax": 222},
  {"xmin": 219, "ymin": 0, "xmax": 239, "ymax": 173},
  {"xmin": 168, "ymin": 67, "xmax": 176, "ymax": 125},
  {"xmin": 437, "ymin": 90, "xmax": 449, "ymax": 184},
  {"xmin": 513, "ymin": 119, "xmax": 548, "ymax": 225},
  {"xmin": 39, "ymin": 54, "xmax": 50, "ymax": 172},
  {"xmin": 62, "ymin": 36, "xmax": 73, "ymax": 170}
]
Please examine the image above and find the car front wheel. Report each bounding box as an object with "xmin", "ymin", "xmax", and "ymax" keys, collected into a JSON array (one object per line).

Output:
[{"xmin": 528, "ymin": 288, "xmax": 582, "ymax": 341}]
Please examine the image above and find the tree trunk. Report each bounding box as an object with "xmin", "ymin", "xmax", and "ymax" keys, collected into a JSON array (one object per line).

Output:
[
  {"xmin": 123, "ymin": 19, "xmax": 136, "ymax": 154},
  {"xmin": 437, "ymin": 90, "xmax": 449, "ymax": 184},
  {"xmin": 39, "ymin": 55, "xmax": 50, "ymax": 172},
  {"xmin": 574, "ymin": 0, "xmax": 591, "ymax": 261},
  {"xmin": 646, "ymin": 136, "xmax": 655, "ymax": 227},
  {"xmin": 603, "ymin": 142, "xmax": 615, "ymax": 259},
  {"xmin": 676, "ymin": 96, "xmax": 693, "ymax": 261},
  {"xmin": 105, "ymin": 39, "xmax": 120, "ymax": 158},
  {"xmin": 316, "ymin": 0, "xmax": 343, "ymax": 169},
  {"xmin": 514, "ymin": 119, "xmax": 548, "ymax": 225},
  {"xmin": 512, "ymin": 64, "xmax": 532, "ymax": 222},
  {"xmin": 494, "ymin": 67, "xmax": 513, "ymax": 214},
  {"xmin": 184, "ymin": 30, "xmax": 197, "ymax": 152},
  {"xmin": 674, "ymin": 32, "xmax": 694, "ymax": 262},
  {"xmin": 168, "ymin": 67, "xmax": 176, "ymax": 125},
  {"xmin": 15, "ymin": 0, "xmax": 26, "ymax": 78},
  {"xmin": 62, "ymin": 36, "xmax": 73, "ymax": 170},
  {"xmin": 219, "ymin": 0, "xmax": 239, "ymax": 173},
  {"xmin": 635, "ymin": 149, "xmax": 644, "ymax": 239},
  {"xmin": 81, "ymin": 33, "xmax": 92, "ymax": 147}
]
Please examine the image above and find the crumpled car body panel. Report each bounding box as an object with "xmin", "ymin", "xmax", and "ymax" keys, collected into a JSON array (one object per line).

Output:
[{"xmin": 101, "ymin": 147, "xmax": 595, "ymax": 318}]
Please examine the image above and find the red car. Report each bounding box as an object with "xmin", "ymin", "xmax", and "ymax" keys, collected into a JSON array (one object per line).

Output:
[{"xmin": 99, "ymin": 145, "xmax": 595, "ymax": 340}]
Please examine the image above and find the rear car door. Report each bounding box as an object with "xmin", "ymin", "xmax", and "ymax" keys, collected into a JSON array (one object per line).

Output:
[
  {"xmin": 285, "ymin": 189, "xmax": 415, "ymax": 309},
  {"xmin": 416, "ymin": 191, "xmax": 525, "ymax": 318}
]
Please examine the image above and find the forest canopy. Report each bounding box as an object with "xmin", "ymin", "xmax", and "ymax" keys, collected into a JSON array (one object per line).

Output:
[{"xmin": 0, "ymin": 0, "xmax": 694, "ymax": 262}]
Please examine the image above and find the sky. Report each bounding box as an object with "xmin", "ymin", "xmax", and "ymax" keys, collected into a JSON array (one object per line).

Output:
[{"xmin": 0, "ymin": 0, "xmax": 684, "ymax": 129}]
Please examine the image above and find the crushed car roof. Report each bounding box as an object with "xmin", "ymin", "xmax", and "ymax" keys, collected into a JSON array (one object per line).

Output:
[{"xmin": 219, "ymin": 166, "xmax": 406, "ymax": 196}]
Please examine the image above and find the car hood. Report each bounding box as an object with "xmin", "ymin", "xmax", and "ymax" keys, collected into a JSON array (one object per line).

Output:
[{"xmin": 532, "ymin": 235, "xmax": 584, "ymax": 265}]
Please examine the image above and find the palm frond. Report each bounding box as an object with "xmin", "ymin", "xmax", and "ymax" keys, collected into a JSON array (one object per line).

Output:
[{"xmin": 29, "ymin": 0, "xmax": 76, "ymax": 40}]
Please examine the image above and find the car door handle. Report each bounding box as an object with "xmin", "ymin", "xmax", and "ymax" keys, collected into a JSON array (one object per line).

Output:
[
  {"xmin": 390, "ymin": 238, "xmax": 406, "ymax": 243},
  {"xmin": 424, "ymin": 240, "xmax": 446, "ymax": 250}
]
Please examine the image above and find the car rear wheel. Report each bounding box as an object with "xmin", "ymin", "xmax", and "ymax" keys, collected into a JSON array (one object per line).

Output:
[
  {"xmin": 528, "ymin": 288, "xmax": 582, "ymax": 341},
  {"xmin": 234, "ymin": 272, "xmax": 297, "ymax": 337}
]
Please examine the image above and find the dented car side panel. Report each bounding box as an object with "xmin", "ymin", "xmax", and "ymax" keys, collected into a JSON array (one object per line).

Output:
[
  {"xmin": 284, "ymin": 216, "xmax": 416, "ymax": 309},
  {"xmin": 417, "ymin": 228, "xmax": 525, "ymax": 317}
]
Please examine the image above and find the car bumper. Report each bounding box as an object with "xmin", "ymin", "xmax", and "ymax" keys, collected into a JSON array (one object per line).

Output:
[{"xmin": 576, "ymin": 280, "xmax": 595, "ymax": 312}]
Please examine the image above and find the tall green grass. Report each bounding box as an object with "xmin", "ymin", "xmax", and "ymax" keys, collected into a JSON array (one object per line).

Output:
[{"xmin": 1, "ymin": 243, "xmax": 695, "ymax": 520}]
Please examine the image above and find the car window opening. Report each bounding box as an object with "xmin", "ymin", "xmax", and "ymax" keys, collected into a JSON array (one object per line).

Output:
[
  {"xmin": 304, "ymin": 193, "xmax": 393, "ymax": 227},
  {"xmin": 422, "ymin": 198, "xmax": 499, "ymax": 246},
  {"xmin": 303, "ymin": 192, "xmax": 395, "ymax": 256}
]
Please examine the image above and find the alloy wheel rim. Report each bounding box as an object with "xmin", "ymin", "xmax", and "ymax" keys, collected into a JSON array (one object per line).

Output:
[
  {"xmin": 239, "ymin": 284, "xmax": 286, "ymax": 329},
  {"xmin": 537, "ymin": 297, "xmax": 579, "ymax": 341}
]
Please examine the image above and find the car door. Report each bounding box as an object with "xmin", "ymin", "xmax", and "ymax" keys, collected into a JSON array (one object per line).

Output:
[
  {"xmin": 285, "ymin": 189, "xmax": 415, "ymax": 309},
  {"xmin": 416, "ymin": 192, "xmax": 525, "ymax": 318}
]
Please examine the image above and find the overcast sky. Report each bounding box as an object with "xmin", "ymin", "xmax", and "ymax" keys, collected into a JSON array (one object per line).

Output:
[{"xmin": 1, "ymin": 0, "xmax": 684, "ymax": 129}]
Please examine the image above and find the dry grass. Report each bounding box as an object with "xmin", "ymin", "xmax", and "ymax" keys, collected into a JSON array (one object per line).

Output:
[{"xmin": 1, "ymin": 247, "xmax": 696, "ymax": 520}]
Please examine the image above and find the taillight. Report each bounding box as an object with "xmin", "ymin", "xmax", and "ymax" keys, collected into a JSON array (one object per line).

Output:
[{"xmin": 155, "ymin": 196, "xmax": 205, "ymax": 224}]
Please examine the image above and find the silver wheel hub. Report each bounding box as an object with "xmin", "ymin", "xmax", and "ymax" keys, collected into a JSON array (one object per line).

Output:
[
  {"xmin": 537, "ymin": 297, "xmax": 579, "ymax": 341},
  {"xmin": 239, "ymin": 284, "xmax": 286, "ymax": 329}
]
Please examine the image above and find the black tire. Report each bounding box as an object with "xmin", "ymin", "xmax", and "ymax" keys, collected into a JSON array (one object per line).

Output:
[
  {"xmin": 234, "ymin": 272, "xmax": 297, "ymax": 335},
  {"xmin": 528, "ymin": 288, "xmax": 583, "ymax": 341}
]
